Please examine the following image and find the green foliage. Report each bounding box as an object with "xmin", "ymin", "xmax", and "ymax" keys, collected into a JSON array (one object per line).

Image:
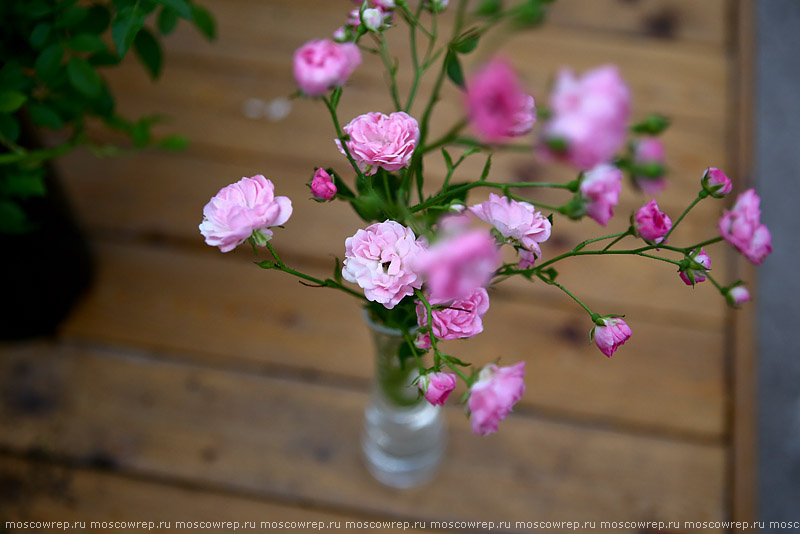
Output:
[{"xmin": 0, "ymin": 0, "xmax": 216, "ymax": 232}]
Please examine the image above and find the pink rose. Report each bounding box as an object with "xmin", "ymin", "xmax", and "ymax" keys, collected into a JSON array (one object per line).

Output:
[
  {"xmin": 417, "ymin": 230, "xmax": 501, "ymax": 302},
  {"xmin": 634, "ymin": 199, "xmax": 672, "ymax": 244},
  {"xmin": 469, "ymin": 193, "xmax": 551, "ymax": 260},
  {"xmin": 679, "ymin": 248, "xmax": 711, "ymax": 286},
  {"xmin": 544, "ymin": 65, "xmax": 631, "ymax": 170},
  {"xmin": 726, "ymin": 285, "xmax": 750, "ymax": 307},
  {"xmin": 465, "ymin": 59, "xmax": 536, "ymax": 142},
  {"xmin": 633, "ymin": 138, "xmax": 666, "ymax": 196},
  {"xmin": 518, "ymin": 249, "xmax": 537, "ymax": 269},
  {"xmin": 579, "ymin": 163, "xmax": 622, "ymax": 226},
  {"xmin": 702, "ymin": 167, "xmax": 732, "ymax": 197},
  {"xmin": 199, "ymin": 175, "xmax": 292, "ymax": 253},
  {"xmin": 293, "ymin": 39, "xmax": 361, "ymax": 97},
  {"xmin": 418, "ymin": 372, "xmax": 457, "ymax": 406},
  {"xmin": 415, "ymin": 287, "xmax": 490, "ymax": 345},
  {"xmin": 336, "ymin": 112, "xmax": 419, "ymax": 176},
  {"xmin": 347, "ymin": 7, "xmax": 392, "ymax": 29},
  {"xmin": 310, "ymin": 168, "xmax": 337, "ymax": 200},
  {"xmin": 468, "ymin": 362, "xmax": 526, "ymax": 436},
  {"xmin": 718, "ymin": 189, "xmax": 773, "ymax": 265},
  {"xmin": 342, "ymin": 220, "xmax": 426, "ymax": 309},
  {"xmin": 592, "ymin": 318, "xmax": 632, "ymax": 358}
]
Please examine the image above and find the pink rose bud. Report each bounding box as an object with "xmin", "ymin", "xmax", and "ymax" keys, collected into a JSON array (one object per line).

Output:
[
  {"xmin": 418, "ymin": 372, "xmax": 457, "ymax": 406},
  {"xmin": 199, "ymin": 175, "xmax": 292, "ymax": 253},
  {"xmin": 310, "ymin": 168, "xmax": 337, "ymax": 200},
  {"xmin": 679, "ymin": 248, "xmax": 711, "ymax": 286},
  {"xmin": 425, "ymin": 0, "xmax": 449, "ymax": 12},
  {"xmin": 726, "ymin": 285, "xmax": 750, "ymax": 307},
  {"xmin": 416, "ymin": 230, "xmax": 501, "ymax": 302},
  {"xmin": 633, "ymin": 199, "xmax": 672, "ymax": 244},
  {"xmin": 416, "ymin": 287, "xmax": 490, "ymax": 342},
  {"xmin": 592, "ymin": 317, "xmax": 632, "ymax": 358},
  {"xmin": 468, "ymin": 362, "xmax": 526, "ymax": 436},
  {"xmin": 373, "ymin": 0, "xmax": 396, "ymax": 9},
  {"xmin": 469, "ymin": 193, "xmax": 551, "ymax": 261},
  {"xmin": 361, "ymin": 8, "xmax": 384, "ymax": 31},
  {"xmin": 336, "ymin": 111, "xmax": 420, "ymax": 176},
  {"xmin": 466, "ymin": 59, "xmax": 536, "ymax": 142},
  {"xmin": 718, "ymin": 189, "xmax": 773, "ymax": 265},
  {"xmin": 702, "ymin": 167, "xmax": 733, "ymax": 198},
  {"xmin": 342, "ymin": 220, "xmax": 426, "ymax": 309},
  {"xmin": 633, "ymin": 138, "xmax": 667, "ymax": 196},
  {"xmin": 518, "ymin": 248, "xmax": 537, "ymax": 269},
  {"xmin": 332, "ymin": 26, "xmax": 348, "ymax": 42},
  {"xmin": 293, "ymin": 39, "xmax": 361, "ymax": 97},
  {"xmin": 579, "ymin": 163, "xmax": 623, "ymax": 226},
  {"xmin": 543, "ymin": 65, "xmax": 631, "ymax": 170}
]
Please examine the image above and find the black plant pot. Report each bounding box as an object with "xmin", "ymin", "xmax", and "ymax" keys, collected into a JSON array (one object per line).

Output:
[{"xmin": 0, "ymin": 168, "xmax": 94, "ymax": 340}]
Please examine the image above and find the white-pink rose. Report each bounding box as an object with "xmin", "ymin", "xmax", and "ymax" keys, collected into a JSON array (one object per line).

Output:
[
  {"xmin": 415, "ymin": 287, "xmax": 490, "ymax": 346},
  {"xmin": 468, "ymin": 362, "xmax": 526, "ymax": 436},
  {"xmin": 336, "ymin": 111, "xmax": 420, "ymax": 176},
  {"xmin": 199, "ymin": 175, "xmax": 292, "ymax": 253},
  {"xmin": 679, "ymin": 248, "xmax": 710, "ymax": 286},
  {"xmin": 579, "ymin": 163, "xmax": 622, "ymax": 226},
  {"xmin": 718, "ymin": 189, "xmax": 773, "ymax": 265},
  {"xmin": 293, "ymin": 39, "xmax": 361, "ymax": 97},
  {"xmin": 469, "ymin": 193, "xmax": 551, "ymax": 260},
  {"xmin": 342, "ymin": 220, "xmax": 426, "ymax": 309},
  {"xmin": 544, "ymin": 65, "xmax": 631, "ymax": 170},
  {"xmin": 418, "ymin": 372, "xmax": 457, "ymax": 406},
  {"xmin": 726, "ymin": 285, "xmax": 750, "ymax": 307}
]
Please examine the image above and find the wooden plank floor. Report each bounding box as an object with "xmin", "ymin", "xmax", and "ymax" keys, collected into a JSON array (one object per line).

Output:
[{"xmin": 1, "ymin": 1, "xmax": 748, "ymax": 532}]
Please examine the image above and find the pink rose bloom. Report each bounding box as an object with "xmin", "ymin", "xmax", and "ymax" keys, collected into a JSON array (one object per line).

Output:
[
  {"xmin": 634, "ymin": 199, "xmax": 672, "ymax": 244},
  {"xmin": 342, "ymin": 220, "xmax": 426, "ymax": 309},
  {"xmin": 293, "ymin": 39, "xmax": 361, "ymax": 97},
  {"xmin": 465, "ymin": 59, "xmax": 536, "ymax": 142},
  {"xmin": 702, "ymin": 167, "xmax": 733, "ymax": 197},
  {"xmin": 418, "ymin": 372, "xmax": 457, "ymax": 406},
  {"xmin": 310, "ymin": 168, "xmax": 337, "ymax": 200},
  {"xmin": 336, "ymin": 112, "xmax": 420, "ymax": 176},
  {"xmin": 544, "ymin": 65, "xmax": 631, "ymax": 170},
  {"xmin": 199, "ymin": 175, "xmax": 292, "ymax": 253},
  {"xmin": 469, "ymin": 193, "xmax": 551, "ymax": 260},
  {"xmin": 679, "ymin": 248, "xmax": 711, "ymax": 286},
  {"xmin": 417, "ymin": 230, "xmax": 501, "ymax": 302},
  {"xmin": 415, "ymin": 287, "xmax": 490, "ymax": 346},
  {"xmin": 518, "ymin": 249, "xmax": 537, "ymax": 269},
  {"xmin": 633, "ymin": 138, "xmax": 666, "ymax": 196},
  {"xmin": 579, "ymin": 163, "xmax": 623, "ymax": 226},
  {"xmin": 726, "ymin": 285, "xmax": 750, "ymax": 307},
  {"xmin": 468, "ymin": 362, "xmax": 526, "ymax": 436},
  {"xmin": 592, "ymin": 318, "xmax": 632, "ymax": 358},
  {"xmin": 718, "ymin": 189, "xmax": 773, "ymax": 265}
]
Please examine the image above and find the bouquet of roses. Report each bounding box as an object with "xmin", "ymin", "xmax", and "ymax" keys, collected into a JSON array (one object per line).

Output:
[{"xmin": 198, "ymin": 0, "xmax": 771, "ymax": 437}]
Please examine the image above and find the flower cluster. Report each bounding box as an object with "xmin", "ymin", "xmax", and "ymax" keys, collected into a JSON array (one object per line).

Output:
[{"xmin": 199, "ymin": 3, "xmax": 773, "ymax": 439}]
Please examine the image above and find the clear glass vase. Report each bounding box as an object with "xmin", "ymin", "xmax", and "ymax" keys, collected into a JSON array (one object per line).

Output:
[{"xmin": 361, "ymin": 312, "xmax": 445, "ymax": 488}]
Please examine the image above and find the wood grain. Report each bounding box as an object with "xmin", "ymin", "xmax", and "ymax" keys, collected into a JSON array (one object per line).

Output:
[{"xmin": 0, "ymin": 344, "xmax": 726, "ymax": 532}]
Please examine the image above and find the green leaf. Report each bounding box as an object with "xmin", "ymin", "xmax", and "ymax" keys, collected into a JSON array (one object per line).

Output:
[
  {"xmin": 0, "ymin": 92, "xmax": 27, "ymax": 113},
  {"xmin": 89, "ymin": 51, "xmax": 123, "ymax": 67},
  {"xmin": 330, "ymin": 170, "xmax": 355, "ymax": 200},
  {"xmin": 540, "ymin": 267, "xmax": 558, "ymax": 282},
  {"xmin": 157, "ymin": 0, "xmax": 192, "ymax": 19},
  {"xmin": 441, "ymin": 148, "xmax": 454, "ymax": 170},
  {"xmin": 0, "ymin": 114, "xmax": 20, "ymax": 144},
  {"xmin": 190, "ymin": 4, "xmax": 216, "ymax": 40},
  {"xmin": 512, "ymin": 0, "xmax": 544, "ymax": 28},
  {"xmin": 330, "ymin": 86, "xmax": 343, "ymax": 109},
  {"xmin": 157, "ymin": 134, "xmax": 189, "ymax": 150},
  {"xmin": 112, "ymin": 6, "xmax": 146, "ymax": 57},
  {"xmin": 444, "ymin": 49, "xmax": 464, "ymax": 89},
  {"xmin": 66, "ymin": 57, "xmax": 103, "ymax": 98},
  {"xmin": 475, "ymin": 0, "xmax": 502, "ymax": 16},
  {"xmin": 333, "ymin": 257, "xmax": 343, "ymax": 284},
  {"xmin": 35, "ymin": 44, "xmax": 64, "ymax": 81},
  {"xmin": 0, "ymin": 168, "xmax": 47, "ymax": 199},
  {"xmin": 0, "ymin": 200, "xmax": 30, "ymax": 234},
  {"xmin": 157, "ymin": 7, "xmax": 179, "ymax": 34},
  {"xmin": 54, "ymin": 6, "xmax": 89, "ymax": 28},
  {"xmin": 131, "ymin": 120, "xmax": 151, "ymax": 147},
  {"xmin": 452, "ymin": 31, "xmax": 480, "ymax": 54},
  {"xmin": 75, "ymin": 4, "xmax": 112, "ymax": 34},
  {"xmin": 28, "ymin": 102, "xmax": 63, "ymax": 129},
  {"xmin": 30, "ymin": 23, "xmax": 51, "ymax": 49},
  {"xmin": 66, "ymin": 33, "xmax": 108, "ymax": 53},
  {"xmin": 133, "ymin": 29, "xmax": 163, "ymax": 79},
  {"xmin": 631, "ymin": 113, "xmax": 670, "ymax": 135},
  {"xmin": 479, "ymin": 154, "xmax": 492, "ymax": 182}
]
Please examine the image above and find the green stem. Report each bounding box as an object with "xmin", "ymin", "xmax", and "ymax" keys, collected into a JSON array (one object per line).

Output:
[
  {"xmin": 601, "ymin": 229, "xmax": 633, "ymax": 251},
  {"xmin": 409, "ymin": 180, "xmax": 573, "ymax": 213},
  {"xmin": 321, "ymin": 96, "xmax": 367, "ymax": 183},
  {"xmin": 376, "ymin": 34, "xmax": 402, "ymax": 110},
  {"xmin": 663, "ymin": 193, "xmax": 704, "ymax": 241},
  {"xmin": 536, "ymin": 273, "xmax": 595, "ymax": 319},
  {"xmin": 688, "ymin": 236, "xmax": 724, "ymax": 250}
]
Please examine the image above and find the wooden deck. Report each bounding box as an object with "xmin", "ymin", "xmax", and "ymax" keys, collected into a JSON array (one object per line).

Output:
[{"xmin": 1, "ymin": 1, "xmax": 754, "ymax": 532}]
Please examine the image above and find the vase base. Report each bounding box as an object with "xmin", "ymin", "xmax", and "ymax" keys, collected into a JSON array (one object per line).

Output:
[{"xmin": 361, "ymin": 401, "xmax": 445, "ymax": 489}]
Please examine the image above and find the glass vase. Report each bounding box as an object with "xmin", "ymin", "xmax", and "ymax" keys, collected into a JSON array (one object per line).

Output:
[{"xmin": 361, "ymin": 312, "xmax": 445, "ymax": 488}]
